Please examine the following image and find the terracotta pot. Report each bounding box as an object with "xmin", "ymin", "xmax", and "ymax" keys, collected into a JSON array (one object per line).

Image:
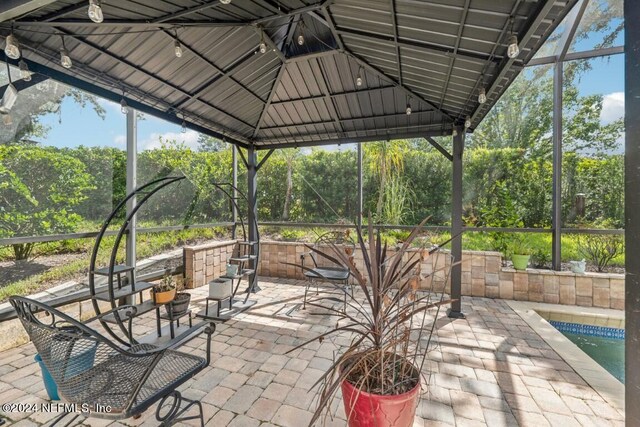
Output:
[
  {"xmin": 153, "ymin": 288, "xmax": 176, "ymax": 304},
  {"xmin": 340, "ymin": 370, "xmax": 420, "ymax": 427}
]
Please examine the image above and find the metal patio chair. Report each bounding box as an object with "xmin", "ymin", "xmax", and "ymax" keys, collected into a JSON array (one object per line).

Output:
[
  {"xmin": 10, "ymin": 296, "xmax": 216, "ymax": 427},
  {"xmin": 301, "ymin": 230, "xmax": 356, "ymax": 310}
]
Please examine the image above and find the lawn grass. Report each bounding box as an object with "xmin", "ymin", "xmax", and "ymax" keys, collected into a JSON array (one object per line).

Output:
[{"xmin": 0, "ymin": 227, "xmax": 228, "ymax": 302}]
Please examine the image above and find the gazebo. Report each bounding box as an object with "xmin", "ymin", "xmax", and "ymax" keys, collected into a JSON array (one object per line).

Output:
[{"xmin": 0, "ymin": 0, "xmax": 638, "ymax": 425}]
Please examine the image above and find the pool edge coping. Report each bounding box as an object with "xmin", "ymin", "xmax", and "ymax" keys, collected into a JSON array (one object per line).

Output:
[{"xmin": 506, "ymin": 300, "xmax": 625, "ymax": 411}]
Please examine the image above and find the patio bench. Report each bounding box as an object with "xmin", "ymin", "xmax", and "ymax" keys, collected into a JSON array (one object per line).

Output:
[{"xmin": 10, "ymin": 296, "xmax": 216, "ymax": 427}]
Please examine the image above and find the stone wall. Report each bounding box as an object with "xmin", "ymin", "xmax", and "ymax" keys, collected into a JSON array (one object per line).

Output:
[{"xmin": 183, "ymin": 240, "xmax": 238, "ymax": 288}]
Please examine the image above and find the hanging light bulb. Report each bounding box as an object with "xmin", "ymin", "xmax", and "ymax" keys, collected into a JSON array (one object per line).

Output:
[
  {"xmin": 452, "ymin": 129, "xmax": 458, "ymax": 137},
  {"xmin": 405, "ymin": 103, "xmax": 412, "ymax": 115},
  {"xmin": 88, "ymin": 0, "xmax": 104, "ymax": 23},
  {"xmin": 465, "ymin": 115, "xmax": 471, "ymax": 129},
  {"xmin": 259, "ymin": 41, "xmax": 267, "ymax": 54},
  {"xmin": 297, "ymin": 34, "xmax": 304, "ymax": 45},
  {"xmin": 4, "ymin": 35, "xmax": 20, "ymax": 60},
  {"xmin": 219, "ymin": 0, "xmax": 231, "ymax": 4},
  {"xmin": 507, "ymin": 34, "xmax": 520, "ymax": 59},
  {"xmin": 181, "ymin": 120, "xmax": 187, "ymax": 133},
  {"xmin": 478, "ymin": 87, "xmax": 487, "ymax": 104},
  {"xmin": 174, "ymin": 39, "xmax": 183, "ymax": 58},
  {"xmin": 0, "ymin": 84, "xmax": 18, "ymax": 114},
  {"xmin": 18, "ymin": 60, "xmax": 31, "ymax": 82},
  {"xmin": 2, "ymin": 114, "xmax": 12, "ymax": 126},
  {"xmin": 60, "ymin": 49, "xmax": 72, "ymax": 69},
  {"xmin": 120, "ymin": 98, "xmax": 129, "ymax": 114}
]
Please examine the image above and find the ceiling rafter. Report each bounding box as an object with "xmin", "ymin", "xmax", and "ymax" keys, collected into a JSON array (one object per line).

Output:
[
  {"xmin": 152, "ymin": 0, "xmax": 223, "ymax": 23},
  {"xmin": 438, "ymin": 0, "xmax": 471, "ymax": 111},
  {"xmin": 470, "ymin": 0, "xmax": 560, "ymax": 124},
  {"xmin": 314, "ymin": 57, "xmax": 346, "ymax": 136},
  {"xmin": 252, "ymin": 62, "xmax": 287, "ymax": 138},
  {"xmin": 270, "ymin": 85, "xmax": 395, "ymax": 105},
  {"xmin": 165, "ymin": 29, "xmax": 265, "ymax": 105},
  {"xmin": 260, "ymin": 109, "xmax": 437, "ymax": 131},
  {"xmin": 389, "ymin": 0, "xmax": 402, "ymax": 85},
  {"xmin": 314, "ymin": 6, "xmax": 455, "ymax": 122},
  {"xmin": 54, "ymin": 28, "xmax": 255, "ymax": 130},
  {"xmin": 335, "ymin": 27, "xmax": 503, "ymax": 65},
  {"xmin": 172, "ymin": 48, "xmax": 261, "ymax": 110}
]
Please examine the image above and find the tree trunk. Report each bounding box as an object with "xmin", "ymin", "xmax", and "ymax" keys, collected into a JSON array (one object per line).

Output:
[
  {"xmin": 282, "ymin": 162, "xmax": 293, "ymax": 220},
  {"xmin": 13, "ymin": 243, "xmax": 34, "ymax": 261}
]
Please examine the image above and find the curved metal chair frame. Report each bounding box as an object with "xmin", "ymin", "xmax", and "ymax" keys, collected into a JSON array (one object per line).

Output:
[
  {"xmin": 301, "ymin": 230, "xmax": 356, "ymax": 310},
  {"xmin": 10, "ymin": 296, "xmax": 215, "ymax": 426}
]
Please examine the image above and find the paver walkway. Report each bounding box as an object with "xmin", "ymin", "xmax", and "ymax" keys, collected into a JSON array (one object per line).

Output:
[{"xmin": 0, "ymin": 278, "xmax": 625, "ymax": 426}]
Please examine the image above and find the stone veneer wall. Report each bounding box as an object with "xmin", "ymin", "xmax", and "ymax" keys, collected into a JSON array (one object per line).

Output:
[
  {"xmin": 254, "ymin": 241, "xmax": 623, "ymax": 310},
  {"xmin": 183, "ymin": 240, "xmax": 238, "ymax": 288}
]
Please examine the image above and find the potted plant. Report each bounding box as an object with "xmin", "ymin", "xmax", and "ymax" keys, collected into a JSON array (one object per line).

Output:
[
  {"xmin": 152, "ymin": 274, "xmax": 177, "ymax": 304},
  {"xmin": 569, "ymin": 259, "xmax": 586, "ymax": 274},
  {"xmin": 285, "ymin": 219, "xmax": 456, "ymax": 427},
  {"xmin": 507, "ymin": 234, "xmax": 531, "ymax": 271}
]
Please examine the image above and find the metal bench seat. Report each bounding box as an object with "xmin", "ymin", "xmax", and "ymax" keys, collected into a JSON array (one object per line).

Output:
[{"xmin": 10, "ymin": 296, "xmax": 215, "ymax": 426}]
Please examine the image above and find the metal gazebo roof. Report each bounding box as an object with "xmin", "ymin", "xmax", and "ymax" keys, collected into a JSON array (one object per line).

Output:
[{"xmin": 0, "ymin": 0, "xmax": 577, "ymax": 149}]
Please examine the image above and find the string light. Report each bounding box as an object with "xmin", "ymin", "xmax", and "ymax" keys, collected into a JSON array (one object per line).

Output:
[
  {"xmin": 297, "ymin": 33, "xmax": 304, "ymax": 45},
  {"xmin": 259, "ymin": 31, "xmax": 267, "ymax": 53},
  {"xmin": 60, "ymin": 36, "xmax": 72, "ymax": 69},
  {"xmin": 507, "ymin": 35, "xmax": 520, "ymax": 59},
  {"xmin": 1, "ymin": 61, "xmax": 18, "ymax": 114},
  {"xmin": 356, "ymin": 67, "xmax": 363, "ymax": 87},
  {"xmin": 452, "ymin": 128, "xmax": 458, "ymax": 137},
  {"xmin": 220, "ymin": 0, "xmax": 231, "ymax": 4},
  {"xmin": 174, "ymin": 39, "xmax": 183, "ymax": 58},
  {"xmin": 18, "ymin": 60, "xmax": 31, "ymax": 81},
  {"xmin": 181, "ymin": 120, "xmax": 187, "ymax": 133},
  {"xmin": 507, "ymin": 17, "xmax": 519, "ymax": 59},
  {"xmin": 88, "ymin": 0, "xmax": 104, "ymax": 24},
  {"xmin": 405, "ymin": 103, "xmax": 412, "ymax": 115},
  {"xmin": 478, "ymin": 87, "xmax": 487, "ymax": 104},
  {"xmin": 297, "ymin": 21, "xmax": 305, "ymax": 46},
  {"xmin": 4, "ymin": 34, "xmax": 20, "ymax": 60},
  {"xmin": 120, "ymin": 97, "xmax": 129, "ymax": 114},
  {"xmin": 465, "ymin": 115, "xmax": 471, "ymax": 129}
]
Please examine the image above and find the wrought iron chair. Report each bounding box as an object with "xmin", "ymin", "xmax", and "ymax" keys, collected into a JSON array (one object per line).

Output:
[
  {"xmin": 300, "ymin": 230, "xmax": 356, "ymax": 310},
  {"xmin": 10, "ymin": 296, "xmax": 216, "ymax": 427}
]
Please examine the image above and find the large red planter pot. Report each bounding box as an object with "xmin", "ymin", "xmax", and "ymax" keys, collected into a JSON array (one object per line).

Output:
[{"xmin": 340, "ymin": 376, "xmax": 421, "ymax": 427}]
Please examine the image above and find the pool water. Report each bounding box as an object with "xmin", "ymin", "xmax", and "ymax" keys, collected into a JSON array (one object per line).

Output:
[{"xmin": 549, "ymin": 321, "xmax": 625, "ymax": 383}]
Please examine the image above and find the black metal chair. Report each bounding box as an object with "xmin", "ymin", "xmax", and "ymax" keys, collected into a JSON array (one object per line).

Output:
[
  {"xmin": 10, "ymin": 296, "xmax": 216, "ymax": 427},
  {"xmin": 300, "ymin": 230, "xmax": 356, "ymax": 310}
]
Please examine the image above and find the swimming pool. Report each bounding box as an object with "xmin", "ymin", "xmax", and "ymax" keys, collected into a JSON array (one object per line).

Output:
[{"xmin": 549, "ymin": 321, "xmax": 625, "ymax": 383}]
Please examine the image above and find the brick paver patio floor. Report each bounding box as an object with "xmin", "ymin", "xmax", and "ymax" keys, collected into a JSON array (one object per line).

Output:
[{"xmin": 0, "ymin": 278, "xmax": 625, "ymax": 426}]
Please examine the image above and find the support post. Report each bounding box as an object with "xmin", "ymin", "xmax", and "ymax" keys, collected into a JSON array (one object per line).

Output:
[
  {"xmin": 247, "ymin": 144, "xmax": 260, "ymax": 292},
  {"xmin": 625, "ymin": 1, "xmax": 639, "ymax": 424},
  {"xmin": 448, "ymin": 127, "xmax": 465, "ymax": 319},
  {"xmin": 232, "ymin": 145, "xmax": 238, "ymax": 239},
  {"xmin": 125, "ymin": 108, "xmax": 137, "ymax": 273},
  {"xmin": 356, "ymin": 143, "xmax": 363, "ymax": 229},
  {"xmin": 551, "ymin": 62, "xmax": 563, "ymax": 271}
]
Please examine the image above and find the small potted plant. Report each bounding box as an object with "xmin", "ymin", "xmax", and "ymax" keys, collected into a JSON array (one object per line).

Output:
[
  {"xmin": 285, "ymin": 218, "xmax": 456, "ymax": 427},
  {"xmin": 507, "ymin": 234, "xmax": 531, "ymax": 271},
  {"xmin": 152, "ymin": 274, "xmax": 177, "ymax": 304},
  {"xmin": 165, "ymin": 276, "xmax": 191, "ymax": 317}
]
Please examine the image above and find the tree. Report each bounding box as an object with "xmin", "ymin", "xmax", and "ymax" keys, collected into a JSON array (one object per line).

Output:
[
  {"xmin": 277, "ymin": 148, "xmax": 302, "ymax": 220},
  {"xmin": 364, "ymin": 140, "xmax": 409, "ymax": 221},
  {"xmin": 0, "ymin": 145, "xmax": 95, "ymax": 259}
]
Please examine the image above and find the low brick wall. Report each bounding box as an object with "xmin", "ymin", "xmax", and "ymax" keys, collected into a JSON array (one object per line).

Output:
[
  {"xmin": 183, "ymin": 240, "xmax": 238, "ymax": 288},
  {"xmin": 183, "ymin": 240, "xmax": 623, "ymax": 311}
]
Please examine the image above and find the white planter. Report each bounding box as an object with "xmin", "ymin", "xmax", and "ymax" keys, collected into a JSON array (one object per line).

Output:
[{"xmin": 209, "ymin": 278, "xmax": 232, "ymax": 299}]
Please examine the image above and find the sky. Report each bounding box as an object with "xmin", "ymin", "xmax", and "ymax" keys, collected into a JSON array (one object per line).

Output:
[{"xmin": 27, "ymin": 16, "xmax": 625, "ymax": 153}]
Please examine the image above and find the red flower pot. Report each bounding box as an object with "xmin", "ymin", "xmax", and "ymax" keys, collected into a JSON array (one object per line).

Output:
[{"xmin": 340, "ymin": 376, "xmax": 421, "ymax": 427}]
